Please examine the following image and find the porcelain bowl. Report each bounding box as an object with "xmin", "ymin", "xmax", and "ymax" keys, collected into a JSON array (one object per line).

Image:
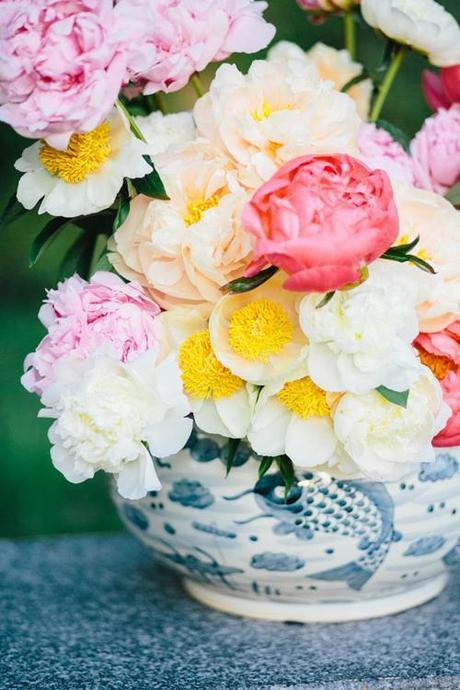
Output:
[{"xmin": 112, "ymin": 428, "xmax": 460, "ymax": 622}]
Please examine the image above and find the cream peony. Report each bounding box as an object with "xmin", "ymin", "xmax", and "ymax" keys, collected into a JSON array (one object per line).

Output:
[
  {"xmin": 159, "ymin": 308, "xmax": 256, "ymax": 439},
  {"xmin": 135, "ymin": 111, "xmax": 196, "ymax": 159},
  {"xmin": 299, "ymin": 262, "xmax": 421, "ymax": 394},
  {"xmin": 109, "ymin": 139, "xmax": 253, "ymax": 310},
  {"xmin": 39, "ymin": 349, "xmax": 192, "ymax": 499},
  {"xmin": 15, "ymin": 110, "xmax": 151, "ymax": 218},
  {"xmin": 268, "ymin": 41, "xmax": 372, "ymax": 120},
  {"xmin": 361, "ymin": 0, "xmax": 460, "ymax": 67},
  {"xmin": 394, "ymin": 185, "xmax": 460, "ymax": 333},
  {"xmin": 193, "ymin": 59, "xmax": 360, "ymax": 189},
  {"xmin": 333, "ymin": 367, "xmax": 451, "ymax": 481},
  {"xmin": 209, "ymin": 273, "xmax": 308, "ymax": 386}
]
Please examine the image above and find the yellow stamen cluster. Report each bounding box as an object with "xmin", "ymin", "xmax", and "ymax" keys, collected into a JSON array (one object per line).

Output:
[
  {"xmin": 184, "ymin": 194, "xmax": 221, "ymax": 226},
  {"xmin": 228, "ymin": 298, "xmax": 293, "ymax": 362},
  {"xmin": 418, "ymin": 349, "xmax": 456, "ymax": 381},
  {"xmin": 179, "ymin": 330, "xmax": 244, "ymax": 400},
  {"xmin": 39, "ymin": 122, "xmax": 112, "ymax": 184},
  {"xmin": 277, "ymin": 377, "xmax": 330, "ymax": 419},
  {"xmin": 251, "ymin": 99, "xmax": 274, "ymax": 122}
]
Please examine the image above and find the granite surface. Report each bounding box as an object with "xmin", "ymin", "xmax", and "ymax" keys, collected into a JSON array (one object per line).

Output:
[{"xmin": 1, "ymin": 533, "xmax": 459, "ymax": 690}]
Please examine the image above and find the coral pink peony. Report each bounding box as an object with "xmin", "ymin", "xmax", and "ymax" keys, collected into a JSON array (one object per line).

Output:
[
  {"xmin": 22, "ymin": 272, "xmax": 161, "ymax": 397},
  {"xmin": 0, "ymin": 0, "xmax": 126, "ymax": 149},
  {"xmin": 422, "ymin": 65, "xmax": 460, "ymax": 111},
  {"xmin": 242, "ymin": 154, "xmax": 399, "ymax": 293},
  {"xmin": 358, "ymin": 123, "xmax": 415, "ymax": 184},
  {"xmin": 411, "ymin": 105, "xmax": 460, "ymax": 195},
  {"xmin": 116, "ymin": 0, "xmax": 275, "ymax": 95},
  {"xmin": 414, "ymin": 322, "xmax": 460, "ymax": 447}
]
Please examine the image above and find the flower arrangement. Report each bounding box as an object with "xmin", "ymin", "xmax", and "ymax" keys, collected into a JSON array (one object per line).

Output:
[{"xmin": 5, "ymin": 0, "xmax": 460, "ymax": 502}]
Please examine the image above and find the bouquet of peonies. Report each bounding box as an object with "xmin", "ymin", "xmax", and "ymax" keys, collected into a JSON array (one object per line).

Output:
[{"xmin": 5, "ymin": 0, "xmax": 460, "ymax": 500}]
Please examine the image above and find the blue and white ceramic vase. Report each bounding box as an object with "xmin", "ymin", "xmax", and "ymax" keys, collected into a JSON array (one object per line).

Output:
[{"xmin": 112, "ymin": 428, "xmax": 460, "ymax": 622}]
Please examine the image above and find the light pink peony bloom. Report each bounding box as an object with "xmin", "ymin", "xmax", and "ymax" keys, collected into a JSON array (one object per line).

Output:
[
  {"xmin": 0, "ymin": 0, "xmax": 126, "ymax": 149},
  {"xmin": 411, "ymin": 105, "xmax": 460, "ymax": 195},
  {"xmin": 115, "ymin": 0, "xmax": 275, "ymax": 95},
  {"xmin": 242, "ymin": 154, "xmax": 399, "ymax": 293},
  {"xmin": 358, "ymin": 123, "xmax": 415, "ymax": 184},
  {"xmin": 414, "ymin": 322, "xmax": 460, "ymax": 447},
  {"xmin": 422, "ymin": 65, "xmax": 460, "ymax": 111},
  {"xmin": 22, "ymin": 271, "xmax": 161, "ymax": 397}
]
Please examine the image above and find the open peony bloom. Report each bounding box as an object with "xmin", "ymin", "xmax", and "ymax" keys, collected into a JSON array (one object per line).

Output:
[
  {"xmin": 361, "ymin": 0, "xmax": 460, "ymax": 68},
  {"xmin": 115, "ymin": 0, "xmax": 275, "ymax": 95},
  {"xmin": 358, "ymin": 123, "xmax": 415, "ymax": 185},
  {"xmin": 242, "ymin": 154, "xmax": 399, "ymax": 293},
  {"xmin": 411, "ymin": 105, "xmax": 460, "ymax": 196},
  {"xmin": 414, "ymin": 322, "xmax": 460, "ymax": 447},
  {"xmin": 422, "ymin": 66, "xmax": 460, "ymax": 111},
  {"xmin": 0, "ymin": 0, "xmax": 126, "ymax": 149},
  {"xmin": 22, "ymin": 272, "xmax": 161, "ymax": 398},
  {"xmin": 39, "ymin": 349, "xmax": 192, "ymax": 500}
]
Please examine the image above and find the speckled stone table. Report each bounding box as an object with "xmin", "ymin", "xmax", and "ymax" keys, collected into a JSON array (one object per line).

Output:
[{"xmin": 1, "ymin": 534, "xmax": 459, "ymax": 690}]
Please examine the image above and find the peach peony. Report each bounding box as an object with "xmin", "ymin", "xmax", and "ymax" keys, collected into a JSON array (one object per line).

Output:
[
  {"xmin": 242, "ymin": 154, "xmax": 399, "ymax": 293},
  {"xmin": 109, "ymin": 140, "xmax": 254, "ymax": 310}
]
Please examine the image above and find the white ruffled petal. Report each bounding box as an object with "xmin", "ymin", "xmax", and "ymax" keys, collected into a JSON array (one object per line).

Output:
[
  {"xmin": 116, "ymin": 449, "xmax": 161, "ymax": 500},
  {"xmin": 285, "ymin": 416, "xmax": 337, "ymax": 467}
]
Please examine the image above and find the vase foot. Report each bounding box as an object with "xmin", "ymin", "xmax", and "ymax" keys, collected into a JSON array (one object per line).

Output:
[{"xmin": 183, "ymin": 573, "xmax": 449, "ymax": 623}]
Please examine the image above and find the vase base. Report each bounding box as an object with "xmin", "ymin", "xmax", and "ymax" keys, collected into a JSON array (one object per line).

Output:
[{"xmin": 183, "ymin": 573, "xmax": 448, "ymax": 623}]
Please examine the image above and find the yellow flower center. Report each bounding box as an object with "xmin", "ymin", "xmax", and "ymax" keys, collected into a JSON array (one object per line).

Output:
[
  {"xmin": 179, "ymin": 330, "xmax": 244, "ymax": 400},
  {"xmin": 417, "ymin": 348, "xmax": 456, "ymax": 381},
  {"xmin": 277, "ymin": 377, "xmax": 330, "ymax": 419},
  {"xmin": 228, "ymin": 298, "xmax": 293, "ymax": 362},
  {"xmin": 39, "ymin": 121, "xmax": 112, "ymax": 184},
  {"xmin": 251, "ymin": 99, "xmax": 274, "ymax": 122},
  {"xmin": 183, "ymin": 194, "xmax": 221, "ymax": 226}
]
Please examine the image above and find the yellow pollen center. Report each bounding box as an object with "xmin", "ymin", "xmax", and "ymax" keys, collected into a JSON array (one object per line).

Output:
[
  {"xmin": 178, "ymin": 330, "xmax": 244, "ymax": 400},
  {"xmin": 228, "ymin": 298, "xmax": 293, "ymax": 362},
  {"xmin": 277, "ymin": 377, "xmax": 330, "ymax": 419},
  {"xmin": 183, "ymin": 194, "xmax": 221, "ymax": 226},
  {"xmin": 417, "ymin": 348, "xmax": 456, "ymax": 381},
  {"xmin": 251, "ymin": 99, "xmax": 274, "ymax": 122},
  {"xmin": 39, "ymin": 121, "xmax": 112, "ymax": 184}
]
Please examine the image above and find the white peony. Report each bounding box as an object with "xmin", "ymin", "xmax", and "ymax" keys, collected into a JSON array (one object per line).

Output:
[
  {"xmin": 135, "ymin": 111, "xmax": 196, "ymax": 159},
  {"xmin": 361, "ymin": 0, "xmax": 460, "ymax": 67},
  {"xmin": 299, "ymin": 262, "xmax": 421, "ymax": 394},
  {"xmin": 39, "ymin": 349, "xmax": 192, "ymax": 499},
  {"xmin": 15, "ymin": 110, "xmax": 151, "ymax": 218},
  {"xmin": 193, "ymin": 59, "xmax": 360, "ymax": 189},
  {"xmin": 332, "ymin": 367, "xmax": 451, "ymax": 481},
  {"xmin": 268, "ymin": 41, "xmax": 372, "ymax": 120}
]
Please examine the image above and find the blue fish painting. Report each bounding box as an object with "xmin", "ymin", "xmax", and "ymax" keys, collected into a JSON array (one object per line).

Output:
[{"xmin": 225, "ymin": 472, "xmax": 399, "ymax": 591}]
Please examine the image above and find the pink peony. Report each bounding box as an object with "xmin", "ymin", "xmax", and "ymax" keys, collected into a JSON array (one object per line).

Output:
[
  {"xmin": 242, "ymin": 154, "xmax": 399, "ymax": 293},
  {"xmin": 115, "ymin": 0, "xmax": 275, "ymax": 95},
  {"xmin": 22, "ymin": 271, "xmax": 161, "ymax": 397},
  {"xmin": 422, "ymin": 65, "xmax": 460, "ymax": 111},
  {"xmin": 414, "ymin": 322, "xmax": 460, "ymax": 447},
  {"xmin": 358, "ymin": 122, "xmax": 415, "ymax": 185},
  {"xmin": 0, "ymin": 0, "xmax": 126, "ymax": 149},
  {"xmin": 411, "ymin": 105, "xmax": 460, "ymax": 195}
]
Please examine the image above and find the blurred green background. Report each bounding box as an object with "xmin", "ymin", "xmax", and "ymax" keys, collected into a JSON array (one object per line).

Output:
[{"xmin": 1, "ymin": 0, "xmax": 458, "ymax": 538}]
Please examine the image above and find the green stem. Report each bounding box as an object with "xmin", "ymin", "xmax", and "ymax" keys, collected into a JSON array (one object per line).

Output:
[
  {"xmin": 190, "ymin": 73, "xmax": 205, "ymax": 98},
  {"xmin": 343, "ymin": 12, "xmax": 356, "ymax": 59},
  {"xmin": 370, "ymin": 46, "xmax": 406, "ymax": 122},
  {"xmin": 154, "ymin": 92, "xmax": 167, "ymax": 114},
  {"xmin": 116, "ymin": 98, "xmax": 147, "ymax": 142}
]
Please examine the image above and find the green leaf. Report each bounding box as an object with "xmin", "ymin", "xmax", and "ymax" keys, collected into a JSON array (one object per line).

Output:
[
  {"xmin": 1, "ymin": 193, "xmax": 29, "ymax": 228},
  {"xmin": 92, "ymin": 251, "xmax": 114, "ymax": 274},
  {"xmin": 131, "ymin": 155, "xmax": 169, "ymax": 200},
  {"xmin": 113, "ymin": 197, "xmax": 130, "ymax": 231},
  {"xmin": 375, "ymin": 119, "xmax": 411, "ymax": 152},
  {"xmin": 224, "ymin": 266, "xmax": 279, "ymax": 294},
  {"xmin": 59, "ymin": 231, "xmax": 98, "ymax": 280},
  {"xmin": 377, "ymin": 386, "xmax": 409, "ymax": 408},
  {"xmin": 74, "ymin": 210, "xmax": 116, "ymax": 235},
  {"xmin": 446, "ymin": 182, "xmax": 460, "ymax": 208},
  {"xmin": 275, "ymin": 456, "xmax": 296, "ymax": 501},
  {"xmin": 224, "ymin": 438, "xmax": 241, "ymax": 477},
  {"xmin": 384, "ymin": 235, "xmax": 420, "ymax": 256},
  {"xmin": 29, "ymin": 217, "xmax": 70, "ymax": 267},
  {"xmin": 341, "ymin": 70, "xmax": 369, "ymax": 93},
  {"xmin": 382, "ymin": 251, "xmax": 436, "ymax": 274},
  {"xmin": 316, "ymin": 291, "xmax": 335, "ymax": 309},
  {"xmin": 258, "ymin": 457, "xmax": 274, "ymax": 479}
]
